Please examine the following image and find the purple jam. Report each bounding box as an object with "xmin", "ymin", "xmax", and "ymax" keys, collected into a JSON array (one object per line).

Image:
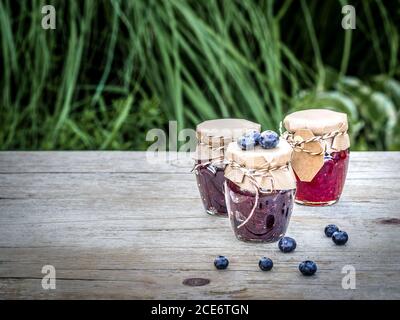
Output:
[
  {"xmin": 195, "ymin": 161, "xmax": 227, "ymax": 216},
  {"xmin": 295, "ymin": 149, "xmax": 349, "ymax": 206},
  {"xmin": 225, "ymin": 179, "xmax": 295, "ymax": 242}
]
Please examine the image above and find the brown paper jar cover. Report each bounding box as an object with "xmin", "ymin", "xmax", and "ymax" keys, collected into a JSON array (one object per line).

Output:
[
  {"xmin": 224, "ymin": 139, "xmax": 296, "ymax": 192},
  {"xmin": 283, "ymin": 109, "xmax": 350, "ymax": 151},
  {"xmin": 193, "ymin": 118, "xmax": 261, "ymax": 161},
  {"xmin": 283, "ymin": 109, "xmax": 350, "ymax": 182}
]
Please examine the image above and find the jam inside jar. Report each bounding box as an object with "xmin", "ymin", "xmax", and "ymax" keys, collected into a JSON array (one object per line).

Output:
[
  {"xmin": 195, "ymin": 160, "xmax": 227, "ymax": 216},
  {"xmin": 225, "ymin": 179, "xmax": 295, "ymax": 242},
  {"xmin": 295, "ymin": 149, "xmax": 349, "ymax": 206}
]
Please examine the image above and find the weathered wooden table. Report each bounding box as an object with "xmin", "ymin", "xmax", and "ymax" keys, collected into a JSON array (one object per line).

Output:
[{"xmin": 0, "ymin": 151, "xmax": 399, "ymax": 299}]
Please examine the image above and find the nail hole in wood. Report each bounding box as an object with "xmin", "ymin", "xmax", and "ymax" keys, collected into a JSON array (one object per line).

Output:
[{"xmin": 183, "ymin": 278, "xmax": 210, "ymax": 287}]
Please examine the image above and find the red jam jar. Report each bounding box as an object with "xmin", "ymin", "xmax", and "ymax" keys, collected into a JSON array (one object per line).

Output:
[
  {"xmin": 193, "ymin": 119, "xmax": 260, "ymax": 216},
  {"xmin": 283, "ymin": 109, "xmax": 350, "ymax": 206},
  {"xmin": 224, "ymin": 139, "xmax": 296, "ymax": 242}
]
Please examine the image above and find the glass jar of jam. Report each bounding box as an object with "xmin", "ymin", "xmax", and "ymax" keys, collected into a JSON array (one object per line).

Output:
[
  {"xmin": 224, "ymin": 139, "xmax": 296, "ymax": 242},
  {"xmin": 193, "ymin": 119, "xmax": 260, "ymax": 216},
  {"xmin": 283, "ymin": 109, "xmax": 350, "ymax": 206}
]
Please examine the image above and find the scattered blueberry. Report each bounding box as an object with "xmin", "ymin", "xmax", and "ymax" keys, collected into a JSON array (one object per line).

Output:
[
  {"xmin": 324, "ymin": 224, "xmax": 340, "ymax": 237},
  {"xmin": 259, "ymin": 130, "xmax": 279, "ymax": 149},
  {"xmin": 237, "ymin": 134, "xmax": 256, "ymax": 150},
  {"xmin": 258, "ymin": 257, "xmax": 273, "ymax": 271},
  {"xmin": 214, "ymin": 256, "xmax": 229, "ymax": 270},
  {"xmin": 299, "ymin": 260, "xmax": 317, "ymax": 276},
  {"xmin": 278, "ymin": 237, "xmax": 297, "ymax": 253},
  {"xmin": 332, "ymin": 231, "xmax": 349, "ymax": 245}
]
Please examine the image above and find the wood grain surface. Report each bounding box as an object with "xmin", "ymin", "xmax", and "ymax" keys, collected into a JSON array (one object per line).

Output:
[{"xmin": 0, "ymin": 151, "xmax": 399, "ymax": 299}]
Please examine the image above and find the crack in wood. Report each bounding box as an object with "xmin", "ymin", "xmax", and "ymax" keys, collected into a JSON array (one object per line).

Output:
[
  {"xmin": 209, "ymin": 288, "xmax": 247, "ymax": 295},
  {"xmin": 376, "ymin": 218, "xmax": 400, "ymax": 225}
]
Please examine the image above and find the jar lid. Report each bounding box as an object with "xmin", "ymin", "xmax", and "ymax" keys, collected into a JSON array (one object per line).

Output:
[
  {"xmin": 224, "ymin": 140, "xmax": 296, "ymax": 191},
  {"xmin": 193, "ymin": 118, "xmax": 261, "ymax": 161},
  {"xmin": 283, "ymin": 109, "xmax": 348, "ymax": 135},
  {"xmin": 196, "ymin": 118, "xmax": 261, "ymax": 143},
  {"xmin": 225, "ymin": 139, "xmax": 292, "ymax": 169}
]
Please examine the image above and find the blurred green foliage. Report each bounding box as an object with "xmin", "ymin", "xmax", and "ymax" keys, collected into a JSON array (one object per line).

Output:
[{"xmin": 0, "ymin": 0, "xmax": 399, "ymax": 150}]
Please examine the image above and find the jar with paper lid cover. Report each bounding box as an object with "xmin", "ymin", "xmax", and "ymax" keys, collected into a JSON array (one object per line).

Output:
[
  {"xmin": 282, "ymin": 109, "xmax": 350, "ymax": 206},
  {"xmin": 224, "ymin": 139, "xmax": 296, "ymax": 242},
  {"xmin": 193, "ymin": 119, "xmax": 261, "ymax": 216}
]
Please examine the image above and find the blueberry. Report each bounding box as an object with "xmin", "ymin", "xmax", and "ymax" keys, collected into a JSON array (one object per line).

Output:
[
  {"xmin": 299, "ymin": 260, "xmax": 317, "ymax": 276},
  {"xmin": 332, "ymin": 231, "xmax": 348, "ymax": 245},
  {"xmin": 259, "ymin": 130, "xmax": 279, "ymax": 149},
  {"xmin": 258, "ymin": 257, "xmax": 273, "ymax": 271},
  {"xmin": 246, "ymin": 130, "xmax": 261, "ymax": 143},
  {"xmin": 237, "ymin": 134, "xmax": 256, "ymax": 150},
  {"xmin": 324, "ymin": 224, "xmax": 339, "ymax": 237},
  {"xmin": 214, "ymin": 256, "xmax": 229, "ymax": 270},
  {"xmin": 278, "ymin": 237, "xmax": 297, "ymax": 253}
]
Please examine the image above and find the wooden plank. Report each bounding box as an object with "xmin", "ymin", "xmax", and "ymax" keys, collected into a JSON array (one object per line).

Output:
[
  {"xmin": 0, "ymin": 151, "xmax": 399, "ymax": 299},
  {"xmin": 0, "ymin": 151, "xmax": 399, "ymax": 176}
]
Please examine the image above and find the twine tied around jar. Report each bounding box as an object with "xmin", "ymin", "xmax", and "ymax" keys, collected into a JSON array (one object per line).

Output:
[
  {"xmin": 226, "ymin": 160, "xmax": 290, "ymax": 229},
  {"xmin": 191, "ymin": 142, "xmax": 229, "ymax": 174},
  {"xmin": 279, "ymin": 121, "xmax": 347, "ymax": 155}
]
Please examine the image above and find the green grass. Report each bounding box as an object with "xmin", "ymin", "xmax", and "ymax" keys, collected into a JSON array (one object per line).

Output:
[{"xmin": 0, "ymin": 0, "xmax": 399, "ymax": 151}]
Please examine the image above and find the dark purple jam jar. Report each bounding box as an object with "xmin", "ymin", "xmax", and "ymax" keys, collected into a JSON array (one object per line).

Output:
[
  {"xmin": 195, "ymin": 161, "xmax": 227, "ymax": 216},
  {"xmin": 225, "ymin": 180, "xmax": 295, "ymax": 242},
  {"xmin": 224, "ymin": 140, "xmax": 296, "ymax": 242},
  {"xmin": 194, "ymin": 119, "xmax": 261, "ymax": 216}
]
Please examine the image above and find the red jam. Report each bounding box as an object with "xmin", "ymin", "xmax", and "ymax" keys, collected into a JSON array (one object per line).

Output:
[
  {"xmin": 195, "ymin": 161, "xmax": 227, "ymax": 216},
  {"xmin": 295, "ymin": 149, "xmax": 349, "ymax": 205},
  {"xmin": 225, "ymin": 179, "xmax": 295, "ymax": 242}
]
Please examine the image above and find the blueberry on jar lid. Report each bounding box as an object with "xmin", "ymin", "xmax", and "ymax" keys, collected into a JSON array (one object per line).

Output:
[
  {"xmin": 259, "ymin": 130, "xmax": 279, "ymax": 149},
  {"xmin": 278, "ymin": 237, "xmax": 297, "ymax": 253},
  {"xmin": 324, "ymin": 224, "xmax": 339, "ymax": 237},
  {"xmin": 299, "ymin": 260, "xmax": 317, "ymax": 276},
  {"xmin": 332, "ymin": 231, "xmax": 348, "ymax": 245},
  {"xmin": 245, "ymin": 130, "xmax": 261, "ymax": 144},
  {"xmin": 214, "ymin": 255, "xmax": 229, "ymax": 270},
  {"xmin": 237, "ymin": 134, "xmax": 257, "ymax": 150}
]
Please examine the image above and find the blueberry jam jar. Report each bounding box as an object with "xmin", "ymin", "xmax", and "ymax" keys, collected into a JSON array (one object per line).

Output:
[
  {"xmin": 224, "ymin": 140, "xmax": 296, "ymax": 242},
  {"xmin": 283, "ymin": 109, "xmax": 350, "ymax": 206},
  {"xmin": 193, "ymin": 119, "xmax": 260, "ymax": 216},
  {"xmin": 195, "ymin": 161, "xmax": 227, "ymax": 216}
]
